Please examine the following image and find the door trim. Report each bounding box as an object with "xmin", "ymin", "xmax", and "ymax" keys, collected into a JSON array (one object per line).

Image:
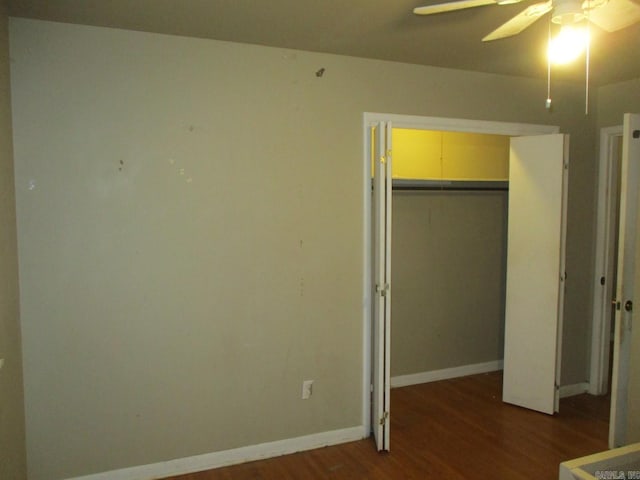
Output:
[
  {"xmin": 590, "ymin": 125, "xmax": 624, "ymax": 395},
  {"xmin": 361, "ymin": 112, "xmax": 559, "ymax": 436}
]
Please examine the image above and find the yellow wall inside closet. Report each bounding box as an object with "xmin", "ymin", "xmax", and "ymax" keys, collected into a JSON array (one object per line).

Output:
[{"xmin": 391, "ymin": 128, "xmax": 510, "ymax": 181}]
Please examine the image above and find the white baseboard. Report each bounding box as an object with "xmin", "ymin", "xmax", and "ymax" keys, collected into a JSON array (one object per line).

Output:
[
  {"xmin": 390, "ymin": 360, "xmax": 504, "ymax": 388},
  {"xmin": 66, "ymin": 425, "xmax": 367, "ymax": 480},
  {"xmin": 559, "ymin": 382, "xmax": 590, "ymax": 398}
]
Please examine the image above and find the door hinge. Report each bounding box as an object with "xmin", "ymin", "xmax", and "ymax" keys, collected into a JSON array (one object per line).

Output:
[
  {"xmin": 379, "ymin": 411, "xmax": 389, "ymax": 425},
  {"xmin": 376, "ymin": 283, "xmax": 390, "ymax": 297},
  {"xmin": 600, "ymin": 276, "xmax": 605, "ymax": 286},
  {"xmin": 380, "ymin": 155, "xmax": 386, "ymax": 165}
]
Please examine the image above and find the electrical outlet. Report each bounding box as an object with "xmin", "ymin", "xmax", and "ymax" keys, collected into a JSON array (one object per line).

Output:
[{"xmin": 302, "ymin": 380, "xmax": 313, "ymax": 399}]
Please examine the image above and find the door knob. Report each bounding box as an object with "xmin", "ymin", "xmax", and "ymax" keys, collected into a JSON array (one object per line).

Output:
[{"xmin": 625, "ymin": 300, "xmax": 633, "ymax": 312}]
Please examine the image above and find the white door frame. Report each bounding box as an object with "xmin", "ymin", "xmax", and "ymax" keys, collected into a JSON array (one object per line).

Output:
[
  {"xmin": 361, "ymin": 112, "xmax": 559, "ymax": 436},
  {"xmin": 590, "ymin": 125, "xmax": 624, "ymax": 395}
]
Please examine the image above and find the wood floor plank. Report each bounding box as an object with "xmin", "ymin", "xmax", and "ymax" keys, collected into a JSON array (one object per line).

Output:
[{"xmin": 164, "ymin": 372, "xmax": 609, "ymax": 480}]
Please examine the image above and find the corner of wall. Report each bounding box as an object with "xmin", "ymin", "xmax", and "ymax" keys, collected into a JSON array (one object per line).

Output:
[{"xmin": 0, "ymin": 1, "xmax": 28, "ymax": 479}]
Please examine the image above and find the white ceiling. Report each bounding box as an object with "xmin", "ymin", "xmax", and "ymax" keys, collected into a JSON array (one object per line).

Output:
[{"xmin": 7, "ymin": 0, "xmax": 640, "ymax": 85}]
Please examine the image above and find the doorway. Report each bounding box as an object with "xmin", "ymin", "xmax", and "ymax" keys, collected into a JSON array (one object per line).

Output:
[
  {"xmin": 361, "ymin": 112, "xmax": 561, "ymax": 447},
  {"xmin": 608, "ymin": 113, "xmax": 640, "ymax": 448},
  {"xmin": 389, "ymin": 132, "xmax": 509, "ymax": 388},
  {"xmin": 591, "ymin": 125, "xmax": 624, "ymax": 397}
]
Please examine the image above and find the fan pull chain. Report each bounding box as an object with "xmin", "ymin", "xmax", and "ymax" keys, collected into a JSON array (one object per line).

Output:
[
  {"xmin": 546, "ymin": 20, "xmax": 552, "ymax": 110},
  {"xmin": 585, "ymin": 18, "xmax": 591, "ymax": 115}
]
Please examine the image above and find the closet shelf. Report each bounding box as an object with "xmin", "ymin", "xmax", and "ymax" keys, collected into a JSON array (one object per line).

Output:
[{"xmin": 391, "ymin": 179, "xmax": 508, "ymax": 191}]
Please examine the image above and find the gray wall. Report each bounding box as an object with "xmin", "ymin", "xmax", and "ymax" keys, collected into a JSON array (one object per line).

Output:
[
  {"xmin": 0, "ymin": 1, "xmax": 27, "ymax": 479},
  {"xmin": 596, "ymin": 79, "xmax": 640, "ymax": 129},
  {"xmin": 561, "ymin": 96, "xmax": 598, "ymax": 386},
  {"xmin": 9, "ymin": 18, "xmax": 597, "ymax": 479},
  {"xmin": 391, "ymin": 191, "xmax": 507, "ymax": 376}
]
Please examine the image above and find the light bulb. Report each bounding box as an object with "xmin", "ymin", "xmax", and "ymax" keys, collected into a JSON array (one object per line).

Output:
[{"xmin": 548, "ymin": 25, "xmax": 590, "ymax": 65}]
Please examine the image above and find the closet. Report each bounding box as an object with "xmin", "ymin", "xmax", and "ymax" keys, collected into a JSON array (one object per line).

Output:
[{"xmin": 389, "ymin": 128, "xmax": 510, "ymax": 386}]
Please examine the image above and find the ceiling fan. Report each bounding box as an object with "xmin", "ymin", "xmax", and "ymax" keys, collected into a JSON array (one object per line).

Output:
[{"xmin": 413, "ymin": 0, "xmax": 640, "ymax": 41}]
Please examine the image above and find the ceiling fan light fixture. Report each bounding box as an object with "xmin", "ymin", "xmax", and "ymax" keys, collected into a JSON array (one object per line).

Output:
[
  {"xmin": 551, "ymin": 0, "xmax": 585, "ymax": 23},
  {"xmin": 582, "ymin": 0, "xmax": 608, "ymax": 10},
  {"xmin": 548, "ymin": 24, "xmax": 590, "ymax": 64}
]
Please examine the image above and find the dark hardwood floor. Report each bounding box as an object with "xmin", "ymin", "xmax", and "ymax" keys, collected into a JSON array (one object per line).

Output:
[{"xmin": 165, "ymin": 371, "xmax": 610, "ymax": 480}]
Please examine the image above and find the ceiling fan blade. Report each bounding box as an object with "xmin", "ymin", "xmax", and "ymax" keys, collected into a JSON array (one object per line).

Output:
[
  {"xmin": 414, "ymin": 0, "xmax": 498, "ymax": 16},
  {"xmin": 586, "ymin": 0, "xmax": 640, "ymax": 31},
  {"xmin": 482, "ymin": 1, "xmax": 553, "ymax": 41}
]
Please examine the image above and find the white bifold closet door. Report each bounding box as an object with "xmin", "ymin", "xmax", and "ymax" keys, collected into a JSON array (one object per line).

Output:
[
  {"xmin": 503, "ymin": 134, "xmax": 569, "ymax": 415},
  {"xmin": 372, "ymin": 121, "xmax": 391, "ymax": 451}
]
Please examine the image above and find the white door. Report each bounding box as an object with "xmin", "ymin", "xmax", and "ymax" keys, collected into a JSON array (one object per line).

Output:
[
  {"xmin": 610, "ymin": 113, "xmax": 640, "ymax": 448},
  {"xmin": 503, "ymin": 134, "xmax": 569, "ymax": 415},
  {"xmin": 372, "ymin": 121, "xmax": 391, "ymax": 451}
]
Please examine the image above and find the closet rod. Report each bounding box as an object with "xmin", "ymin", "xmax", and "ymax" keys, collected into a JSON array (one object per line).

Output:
[{"xmin": 391, "ymin": 179, "xmax": 508, "ymax": 192}]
